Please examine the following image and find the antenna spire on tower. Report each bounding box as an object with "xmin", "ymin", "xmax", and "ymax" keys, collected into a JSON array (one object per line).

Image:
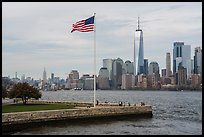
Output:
[{"xmin": 136, "ymin": 16, "xmax": 142, "ymax": 31}]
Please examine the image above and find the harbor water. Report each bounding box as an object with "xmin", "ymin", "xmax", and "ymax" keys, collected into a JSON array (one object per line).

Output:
[{"xmin": 9, "ymin": 90, "xmax": 202, "ymax": 135}]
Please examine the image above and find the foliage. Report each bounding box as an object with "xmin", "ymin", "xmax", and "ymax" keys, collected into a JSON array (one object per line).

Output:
[
  {"xmin": 2, "ymin": 85, "xmax": 8, "ymax": 99},
  {"xmin": 9, "ymin": 82, "xmax": 41, "ymax": 105},
  {"xmin": 2, "ymin": 77, "xmax": 15, "ymax": 90}
]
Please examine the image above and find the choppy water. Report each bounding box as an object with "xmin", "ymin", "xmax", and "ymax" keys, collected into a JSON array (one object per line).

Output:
[{"xmin": 11, "ymin": 90, "xmax": 202, "ymax": 135}]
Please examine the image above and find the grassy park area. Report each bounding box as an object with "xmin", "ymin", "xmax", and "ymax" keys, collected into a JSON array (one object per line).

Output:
[{"xmin": 2, "ymin": 103, "xmax": 75, "ymax": 113}]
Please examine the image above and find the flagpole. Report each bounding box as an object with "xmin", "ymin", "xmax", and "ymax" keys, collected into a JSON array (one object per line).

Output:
[{"xmin": 93, "ymin": 13, "xmax": 96, "ymax": 108}]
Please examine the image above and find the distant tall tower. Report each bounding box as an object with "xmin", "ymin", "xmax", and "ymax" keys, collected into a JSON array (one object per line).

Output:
[
  {"xmin": 15, "ymin": 72, "xmax": 17, "ymax": 79},
  {"xmin": 166, "ymin": 52, "xmax": 171, "ymax": 77},
  {"xmin": 51, "ymin": 73, "xmax": 54, "ymax": 83},
  {"xmin": 134, "ymin": 17, "xmax": 144, "ymax": 75},
  {"xmin": 43, "ymin": 68, "xmax": 47, "ymax": 84}
]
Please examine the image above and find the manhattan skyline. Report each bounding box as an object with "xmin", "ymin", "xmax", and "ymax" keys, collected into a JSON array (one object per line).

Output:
[{"xmin": 2, "ymin": 2, "xmax": 202, "ymax": 80}]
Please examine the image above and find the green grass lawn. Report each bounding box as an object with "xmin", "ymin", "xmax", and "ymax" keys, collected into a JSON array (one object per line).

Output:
[{"xmin": 2, "ymin": 103, "xmax": 75, "ymax": 113}]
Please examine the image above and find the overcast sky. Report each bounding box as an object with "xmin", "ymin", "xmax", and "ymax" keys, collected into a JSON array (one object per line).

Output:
[{"xmin": 2, "ymin": 2, "xmax": 202, "ymax": 80}]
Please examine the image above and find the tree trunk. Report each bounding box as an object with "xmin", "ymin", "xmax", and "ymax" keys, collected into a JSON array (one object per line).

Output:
[
  {"xmin": 22, "ymin": 97, "xmax": 27, "ymax": 105},
  {"xmin": 25, "ymin": 98, "xmax": 27, "ymax": 105}
]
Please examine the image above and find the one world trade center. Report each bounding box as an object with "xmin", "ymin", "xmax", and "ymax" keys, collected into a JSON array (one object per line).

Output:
[{"xmin": 134, "ymin": 17, "xmax": 144, "ymax": 76}]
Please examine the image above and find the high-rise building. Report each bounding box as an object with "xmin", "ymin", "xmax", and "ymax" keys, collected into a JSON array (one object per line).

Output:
[
  {"xmin": 121, "ymin": 73, "xmax": 133, "ymax": 90},
  {"xmin": 69, "ymin": 70, "xmax": 79, "ymax": 80},
  {"xmin": 161, "ymin": 69, "xmax": 166, "ymax": 77},
  {"xmin": 43, "ymin": 68, "xmax": 47, "ymax": 84},
  {"xmin": 51, "ymin": 73, "xmax": 54, "ymax": 82},
  {"xmin": 103, "ymin": 59, "xmax": 113, "ymax": 80},
  {"xmin": 21, "ymin": 74, "xmax": 25, "ymax": 83},
  {"xmin": 98, "ymin": 67, "xmax": 109, "ymax": 78},
  {"xmin": 177, "ymin": 64, "xmax": 187, "ymax": 86},
  {"xmin": 67, "ymin": 70, "xmax": 80, "ymax": 89},
  {"xmin": 123, "ymin": 60, "xmax": 134, "ymax": 74},
  {"xmin": 98, "ymin": 67, "xmax": 110, "ymax": 89},
  {"xmin": 191, "ymin": 74, "xmax": 201, "ymax": 88},
  {"xmin": 134, "ymin": 17, "xmax": 144, "ymax": 75},
  {"xmin": 112, "ymin": 58, "xmax": 123, "ymax": 89},
  {"xmin": 191, "ymin": 59, "xmax": 194, "ymax": 74},
  {"xmin": 194, "ymin": 47, "xmax": 202, "ymax": 74},
  {"xmin": 148, "ymin": 62, "xmax": 160, "ymax": 83},
  {"xmin": 84, "ymin": 77, "xmax": 94, "ymax": 90},
  {"xmin": 148, "ymin": 62, "xmax": 160, "ymax": 75},
  {"xmin": 143, "ymin": 59, "xmax": 148, "ymax": 75},
  {"xmin": 15, "ymin": 72, "xmax": 17, "ymax": 79},
  {"xmin": 173, "ymin": 42, "xmax": 191, "ymax": 79},
  {"xmin": 166, "ymin": 52, "xmax": 171, "ymax": 77},
  {"xmin": 173, "ymin": 42, "xmax": 184, "ymax": 73}
]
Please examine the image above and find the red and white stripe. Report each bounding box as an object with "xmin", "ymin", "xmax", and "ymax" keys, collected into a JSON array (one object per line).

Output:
[{"xmin": 71, "ymin": 20, "xmax": 94, "ymax": 33}]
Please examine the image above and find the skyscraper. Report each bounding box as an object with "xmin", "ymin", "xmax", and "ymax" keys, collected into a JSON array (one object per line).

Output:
[
  {"xmin": 103, "ymin": 59, "xmax": 113, "ymax": 80},
  {"xmin": 43, "ymin": 68, "xmax": 47, "ymax": 85},
  {"xmin": 69, "ymin": 70, "xmax": 79, "ymax": 80},
  {"xmin": 194, "ymin": 47, "xmax": 202, "ymax": 74},
  {"xmin": 51, "ymin": 73, "xmax": 54, "ymax": 83},
  {"xmin": 112, "ymin": 58, "xmax": 123, "ymax": 89},
  {"xmin": 173, "ymin": 42, "xmax": 191, "ymax": 79},
  {"xmin": 177, "ymin": 64, "xmax": 187, "ymax": 86},
  {"xmin": 173, "ymin": 42, "xmax": 184, "ymax": 74},
  {"xmin": 148, "ymin": 61, "xmax": 160, "ymax": 82},
  {"xmin": 143, "ymin": 59, "xmax": 148, "ymax": 75},
  {"xmin": 98, "ymin": 67, "xmax": 110, "ymax": 89},
  {"xmin": 123, "ymin": 60, "xmax": 134, "ymax": 74},
  {"xmin": 148, "ymin": 62, "xmax": 160, "ymax": 76},
  {"xmin": 134, "ymin": 17, "xmax": 144, "ymax": 75},
  {"xmin": 166, "ymin": 52, "xmax": 171, "ymax": 77},
  {"xmin": 98, "ymin": 67, "xmax": 109, "ymax": 78}
]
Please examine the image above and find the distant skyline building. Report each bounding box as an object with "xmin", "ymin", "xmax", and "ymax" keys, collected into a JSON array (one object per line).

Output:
[
  {"xmin": 194, "ymin": 47, "xmax": 202, "ymax": 74},
  {"xmin": 166, "ymin": 52, "xmax": 171, "ymax": 77},
  {"xmin": 173, "ymin": 42, "xmax": 184, "ymax": 74},
  {"xmin": 51, "ymin": 73, "xmax": 54, "ymax": 83},
  {"xmin": 21, "ymin": 74, "xmax": 25, "ymax": 83},
  {"xmin": 148, "ymin": 61, "xmax": 160, "ymax": 82},
  {"xmin": 98, "ymin": 67, "xmax": 109, "ymax": 78},
  {"xmin": 112, "ymin": 58, "xmax": 123, "ymax": 89},
  {"xmin": 191, "ymin": 59, "xmax": 194, "ymax": 74},
  {"xmin": 173, "ymin": 42, "xmax": 191, "ymax": 79},
  {"xmin": 177, "ymin": 64, "xmax": 187, "ymax": 86},
  {"xmin": 123, "ymin": 60, "xmax": 134, "ymax": 74},
  {"xmin": 69, "ymin": 70, "xmax": 79, "ymax": 80},
  {"xmin": 98, "ymin": 67, "xmax": 110, "ymax": 89},
  {"xmin": 161, "ymin": 69, "xmax": 166, "ymax": 77},
  {"xmin": 148, "ymin": 62, "xmax": 160, "ymax": 75},
  {"xmin": 43, "ymin": 68, "xmax": 47, "ymax": 84},
  {"xmin": 134, "ymin": 17, "xmax": 144, "ymax": 76},
  {"xmin": 143, "ymin": 59, "xmax": 148, "ymax": 75},
  {"xmin": 121, "ymin": 73, "xmax": 133, "ymax": 90},
  {"xmin": 103, "ymin": 59, "xmax": 113, "ymax": 80}
]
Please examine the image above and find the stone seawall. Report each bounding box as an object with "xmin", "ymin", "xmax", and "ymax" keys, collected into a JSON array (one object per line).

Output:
[{"xmin": 2, "ymin": 105, "xmax": 152, "ymax": 126}]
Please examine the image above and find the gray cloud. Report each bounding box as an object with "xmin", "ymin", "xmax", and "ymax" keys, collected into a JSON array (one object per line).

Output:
[{"xmin": 2, "ymin": 2, "xmax": 202, "ymax": 79}]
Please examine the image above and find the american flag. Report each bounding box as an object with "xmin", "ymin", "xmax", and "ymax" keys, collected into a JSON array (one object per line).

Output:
[{"xmin": 71, "ymin": 16, "xmax": 94, "ymax": 33}]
